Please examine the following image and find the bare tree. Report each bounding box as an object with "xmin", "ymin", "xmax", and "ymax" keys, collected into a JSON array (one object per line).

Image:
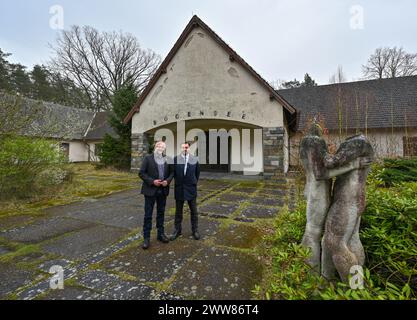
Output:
[
  {"xmin": 329, "ymin": 65, "xmax": 346, "ymax": 84},
  {"xmin": 385, "ymin": 47, "xmax": 417, "ymax": 78},
  {"xmin": 401, "ymin": 52, "xmax": 417, "ymax": 76},
  {"xmin": 362, "ymin": 46, "xmax": 417, "ymax": 79},
  {"xmin": 49, "ymin": 26, "xmax": 161, "ymax": 111},
  {"xmin": 362, "ymin": 47, "xmax": 390, "ymax": 79}
]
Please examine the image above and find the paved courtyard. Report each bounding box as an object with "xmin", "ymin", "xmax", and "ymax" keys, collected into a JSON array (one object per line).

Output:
[{"xmin": 0, "ymin": 178, "xmax": 294, "ymax": 300}]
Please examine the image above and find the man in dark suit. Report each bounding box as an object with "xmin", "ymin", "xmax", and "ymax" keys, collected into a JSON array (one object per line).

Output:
[
  {"xmin": 170, "ymin": 141, "xmax": 201, "ymax": 241},
  {"xmin": 139, "ymin": 141, "xmax": 174, "ymax": 249}
]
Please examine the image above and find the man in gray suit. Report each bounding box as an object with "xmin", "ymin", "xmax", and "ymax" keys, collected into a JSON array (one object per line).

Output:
[{"xmin": 139, "ymin": 141, "xmax": 174, "ymax": 249}]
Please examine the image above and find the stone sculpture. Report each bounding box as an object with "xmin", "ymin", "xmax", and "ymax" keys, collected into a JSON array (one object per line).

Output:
[
  {"xmin": 300, "ymin": 123, "xmax": 373, "ymax": 282},
  {"xmin": 321, "ymin": 134, "xmax": 374, "ymax": 281}
]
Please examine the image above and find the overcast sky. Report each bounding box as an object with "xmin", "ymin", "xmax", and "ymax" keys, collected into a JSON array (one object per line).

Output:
[{"xmin": 1, "ymin": 0, "xmax": 416, "ymax": 85}]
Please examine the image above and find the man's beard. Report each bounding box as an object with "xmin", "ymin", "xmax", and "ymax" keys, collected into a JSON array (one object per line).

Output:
[{"xmin": 154, "ymin": 150, "xmax": 164, "ymax": 157}]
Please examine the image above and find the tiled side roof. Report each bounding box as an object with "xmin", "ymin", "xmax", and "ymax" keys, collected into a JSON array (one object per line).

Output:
[
  {"xmin": 84, "ymin": 111, "xmax": 118, "ymax": 140},
  {"xmin": 277, "ymin": 76, "xmax": 417, "ymax": 131},
  {"xmin": 20, "ymin": 98, "xmax": 95, "ymax": 140},
  {"xmin": 7, "ymin": 96, "xmax": 116, "ymax": 140}
]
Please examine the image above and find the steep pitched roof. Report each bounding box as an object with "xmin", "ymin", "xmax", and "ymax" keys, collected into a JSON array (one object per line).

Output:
[
  {"xmin": 2, "ymin": 95, "xmax": 117, "ymax": 140},
  {"xmin": 19, "ymin": 98, "xmax": 95, "ymax": 140},
  {"xmin": 84, "ymin": 111, "xmax": 117, "ymax": 140},
  {"xmin": 277, "ymin": 76, "xmax": 417, "ymax": 131},
  {"xmin": 123, "ymin": 15, "xmax": 296, "ymax": 125}
]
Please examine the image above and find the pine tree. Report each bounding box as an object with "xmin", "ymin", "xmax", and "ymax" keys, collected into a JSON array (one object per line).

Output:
[
  {"xmin": 30, "ymin": 65, "xmax": 54, "ymax": 101},
  {"xmin": 9, "ymin": 63, "xmax": 31, "ymax": 95},
  {"xmin": 99, "ymin": 83, "xmax": 138, "ymax": 169},
  {"xmin": 0, "ymin": 48, "xmax": 12, "ymax": 91},
  {"xmin": 302, "ymin": 73, "xmax": 317, "ymax": 87}
]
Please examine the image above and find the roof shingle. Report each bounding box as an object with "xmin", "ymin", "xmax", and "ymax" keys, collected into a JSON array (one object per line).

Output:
[{"xmin": 277, "ymin": 76, "xmax": 417, "ymax": 131}]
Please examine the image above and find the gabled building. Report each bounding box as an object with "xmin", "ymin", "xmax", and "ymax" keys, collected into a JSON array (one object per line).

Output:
[
  {"xmin": 124, "ymin": 15, "xmax": 417, "ymax": 175},
  {"xmin": 124, "ymin": 15, "xmax": 296, "ymax": 175},
  {"xmin": 13, "ymin": 97, "xmax": 117, "ymax": 162}
]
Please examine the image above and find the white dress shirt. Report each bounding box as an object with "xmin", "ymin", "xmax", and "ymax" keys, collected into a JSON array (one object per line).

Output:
[{"xmin": 181, "ymin": 153, "xmax": 189, "ymax": 175}]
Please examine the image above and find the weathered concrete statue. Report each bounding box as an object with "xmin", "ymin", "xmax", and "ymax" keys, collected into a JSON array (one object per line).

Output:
[
  {"xmin": 321, "ymin": 134, "xmax": 374, "ymax": 281},
  {"xmin": 300, "ymin": 123, "xmax": 373, "ymax": 281}
]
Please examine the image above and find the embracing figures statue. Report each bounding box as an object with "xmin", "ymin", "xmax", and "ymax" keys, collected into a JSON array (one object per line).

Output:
[{"xmin": 300, "ymin": 123, "xmax": 374, "ymax": 282}]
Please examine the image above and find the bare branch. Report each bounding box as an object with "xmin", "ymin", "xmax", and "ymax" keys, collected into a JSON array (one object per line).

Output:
[
  {"xmin": 49, "ymin": 26, "xmax": 161, "ymax": 111},
  {"xmin": 362, "ymin": 46, "xmax": 417, "ymax": 79}
]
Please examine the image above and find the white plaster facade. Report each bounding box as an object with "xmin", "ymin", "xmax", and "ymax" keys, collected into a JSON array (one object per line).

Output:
[
  {"xmin": 130, "ymin": 25, "xmax": 289, "ymax": 174},
  {"xmin": 61, "ymin": 140, "xmax": 102, "ymax": 162},
  {"xmin": 131, "ymin": 26, "xmax": 285, "ymax": 135}
]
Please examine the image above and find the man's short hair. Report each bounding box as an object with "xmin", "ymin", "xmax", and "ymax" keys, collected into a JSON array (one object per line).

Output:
[{"xmin": 182, "ymin": 141, "xmax": 192, "ymax": 147}]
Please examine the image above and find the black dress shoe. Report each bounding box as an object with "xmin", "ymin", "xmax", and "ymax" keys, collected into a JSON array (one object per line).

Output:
[
  {"xmin": 170, "ymin": 229, "xmax": 182, "ymax": 241},
  {"xmin": 157, "ymin": 234, "xmax": 169, "ymax": 243},
  {"xmin": 192, "ymin": 231, "xmax": 200, "ymax": 240},
  {"xmin": 142, "ymin": 238, "xmax": 150, "ymax": 250}
]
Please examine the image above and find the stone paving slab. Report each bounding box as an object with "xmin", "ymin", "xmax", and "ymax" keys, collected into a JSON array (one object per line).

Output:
[
  {"xmin": 199, "ymin": 203, "xmax": 240, "ymax": 218},
  {"xmin": 264, "ymin": 179, "xmax": 288, "ymax": 186},
  {"xmin": 249, "ymin": 196, "xmax": 286, "ymax": 207},
  {"xmin": 58, "ymin": 206, "xmax": 146, "ymax": 231},
  {"xmin": 174, "ymin": 217, "xmax": 220, "ymax": 241},
  {"xmin": 228, "ymin": 187, "xmax": 259, "ymax": 194},
  {"xmin": 75, "ymin": 269, "xmax": 156, "ymax": 300},
  {"xmin": 47, "ymin": 196, "xmax": 175, "ymax": 231},
  {"xmin": 100, "ymin": 238, "xmax": 201, "ymax": 283},
  {"xmin": 214, "ymin": 223, "xmax": 263, "ymax": 248},
  {"xmin": 0, "ymin": 262, "xmax": 39, "ymax": 298},
  {"xmin": 11, "ymin": 252, "xmax": 52, "ymax": 266},
  {"xmin": 198, "ymin": 181, "xmax": 232, "ymax": 190},
  {"xmin": 169, "ymin": 247, "xmax": 263, "ymax": 300},
  {"xmin": 262, "ymin": 188, "xmax": 288, "ymax": 197},
  {"xmin": 0, "ymin": 216, "xmax": 96, "ymax": 243},
  {"xmin": 38, "ymin": 258, "xmax": 75, "ymax": 273},
  {"xmin": 238, "ymin": 205, "xmax": 280, "ymax": 219},
  {"xmin": 41, "ymin": 224, "xmax": 129, "ymax": 259},
  {"xmin": 211, "ymin": 193, "xmax": 248, "ymax": 203}
]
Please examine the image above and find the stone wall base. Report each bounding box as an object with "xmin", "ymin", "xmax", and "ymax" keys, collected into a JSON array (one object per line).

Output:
[
  {"xmin": 263, "ymin": 127, "xmax": 284, "ymax": 176},
  {"xmin": 131, "ymin": 133, "xmax": 149, "ymax": 173}
]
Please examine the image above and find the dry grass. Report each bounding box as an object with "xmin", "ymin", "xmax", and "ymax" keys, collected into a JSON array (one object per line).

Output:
[{"xmin": 0, "ymin": 163, "xmax": 138, "ymax": 218}]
